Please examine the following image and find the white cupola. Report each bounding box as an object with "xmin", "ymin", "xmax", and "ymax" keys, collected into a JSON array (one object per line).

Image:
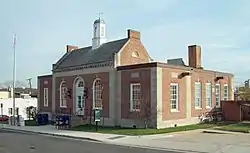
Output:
[{"xmin": 92, "ymin": 16, "xmax": 106, "ymax": 49}]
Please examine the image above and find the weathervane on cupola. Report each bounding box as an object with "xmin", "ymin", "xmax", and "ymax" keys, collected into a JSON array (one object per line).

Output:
[{"xmin": 92, "ymin": 12, "xmax": 107, "ymax": 50}]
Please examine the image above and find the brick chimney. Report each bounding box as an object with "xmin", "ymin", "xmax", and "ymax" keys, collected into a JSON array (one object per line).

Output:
[
  {"xmin": 127, "ymin": 29, "xmax": 140, "ymax": 40},
  {"xmin": 188, "ymin": 45, "xmax": 202, "ymax": 68},
  {"xmin": 66, "ymin": 45, "xmax": 78, "ymax": 53}
]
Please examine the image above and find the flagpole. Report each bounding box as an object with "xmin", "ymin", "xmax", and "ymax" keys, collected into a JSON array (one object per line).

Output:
[{"xmin": 12, "ymin": 34, "xmax": 16, "ymax": 126}]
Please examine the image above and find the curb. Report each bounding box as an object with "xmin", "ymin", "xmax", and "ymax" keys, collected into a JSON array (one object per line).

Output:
[
  {"xmin": 108, "ymin": 142, "xmax": 206, "ymax": 153},
  {"xmin": 1, "ymin": 128, "xmax": 102, "ymax": 142},
  {"xmin": 202, "ymin": 130, "xmax": 228, "ymax": 134},
  {"xmin": 203, "ymin": 129, "xmax": 250, "ymax": 134}
]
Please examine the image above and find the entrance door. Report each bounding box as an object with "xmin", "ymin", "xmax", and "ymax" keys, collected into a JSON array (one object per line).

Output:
[{"xmin": 75, "ymin": 80, "xmax": 85, "ymax": 115}]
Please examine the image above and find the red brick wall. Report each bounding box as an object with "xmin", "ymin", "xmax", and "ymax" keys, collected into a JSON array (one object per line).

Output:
[
  {"xmin": 120, "ymin": 68, "xmax": 151, "ymax": 119},
  {"xmin": 221, "ymin": 101, "xmax": 241, "ymax": 122},
  {"xmin": 162, "ymin": 68, "xmax": 187, "ymax": 120},
  {"xmin": 54, "ymin": 72, "xmax": 109, "ymax": 117},
  {"xmin": 38, "ymin": 75, "xmax": 52, "ymax": 113},
  {"xmin": 119, "ymin": 30, "xmax": 150, "ymax": 66},
  {"xmin": 160, "ymin": 67, "xmax": 233, "ymax": 120},
  {"xmin": 191, "ymin": 70, "xmax": 232, "ymax": 117}
]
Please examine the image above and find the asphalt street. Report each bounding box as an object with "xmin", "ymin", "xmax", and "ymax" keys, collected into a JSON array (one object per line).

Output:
[{"xmin": 0, "ymin": 129, "xmax": 181, "ymax": 153}]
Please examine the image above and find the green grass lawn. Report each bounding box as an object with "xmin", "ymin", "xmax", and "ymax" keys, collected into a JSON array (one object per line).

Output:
[
  {"xmin": 71, "ymin": 123, "xmax": 215, "ymax": 135},
  {"xmin": 214, "ymin": 123, "xmax": 250, "ymax": 133}
]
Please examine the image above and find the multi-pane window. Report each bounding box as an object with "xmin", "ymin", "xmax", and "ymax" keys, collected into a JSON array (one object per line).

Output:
[
  {"xmin": 170, "ymin": 83, "xmax": 178, "ymax": 111},
  {"xmin": 93, "ymin": 79, "xmax": 103, "ymax": 109},
  {"xmin": 44, "ymin": 88, "xmax": 48, "ymax": 107},
  {"xmin": 60, "ymin": 81, "xmax": 67, "ymax": 107},
  {"xmin": 130, "ymin": 83, "xmax": 141, "ymax": 111},
  {"xmin": 205, "ymin": 83, "xmax": 212, "ymax": 108},
  {"xmin": 215, "ymin": 84, "xmax": 221, "ymax": 107},
  {"xmin": 224, "ymin": 84, "xmax": 228, "ymax": 100},
  {"xmin": 77, "ymin": 80, "xmax": 84, "ymax": 109},
  {"xmin": 195, "ymin": 82, "xmax": 202, "ymax": 108}
]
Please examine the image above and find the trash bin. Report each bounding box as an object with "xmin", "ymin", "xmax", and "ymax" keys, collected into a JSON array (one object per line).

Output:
[
  {"xmin": 36, "ymin": 114, "xmax": 43, "ymax": 125},
  {"xmin": 43, "ymin": 114, "xmax": 49, "ymax": 125},
  {"xmin": 62, "ymin": 115, "xmax": 70, "ymax": 128}
]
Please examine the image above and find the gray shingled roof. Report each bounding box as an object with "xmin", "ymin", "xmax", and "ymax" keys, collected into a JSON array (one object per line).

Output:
[
  {"xmin": 54, "ymin": 38, "xmax": 129, "ymax": 70},
  {"xmin": 167, "ymin": 58, "xmax": 186, "ymax": 66}
]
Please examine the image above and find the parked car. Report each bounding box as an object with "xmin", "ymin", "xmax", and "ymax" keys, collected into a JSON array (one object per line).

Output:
[{"xmin": 0, "ymin": 115, "xmax": 9, "ymax": 121}]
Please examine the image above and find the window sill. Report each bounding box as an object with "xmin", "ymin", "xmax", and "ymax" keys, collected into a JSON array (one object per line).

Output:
[
  {"xmin": 130, "ymin": 109, "xmax": 140, "ymax": 112},
  {"xmin": 170, "ymin": 109, "xmax": 180, "ymax": 113},
  {"xmin": 60, "ymin": 106, "xmax": 67, "ymax": 108},
  {"xmin": 206, "ymin": 106, "xmax": 212, "ymax": 110},
  {"xmin": 44, "ymin": 105, "xmax": 48, "ymax": 107},
  {"xmin": 93, "ymin": 107, "xmax": 103, "ymax": 110},
  {"xmin": 195, "ymin": 107, "xmax": 202, "ymax": 110},
  {"xmin": 215, "ymin": 105, "xmax": 221, "ymax": 108}
]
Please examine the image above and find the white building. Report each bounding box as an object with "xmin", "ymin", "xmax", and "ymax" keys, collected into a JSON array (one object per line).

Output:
[{"xmin": 0, "ymin": 94, "xmax": 37, "ymax": 120}]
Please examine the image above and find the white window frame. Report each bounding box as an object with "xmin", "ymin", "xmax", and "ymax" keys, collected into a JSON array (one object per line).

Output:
[
  {"xmin": 224, "ymin": 84, "xmax": 229, "ymax": 100},
  {"xmin": 44, "ymin": 88, "xmax": 49, "ymax": 107},
  {"xmin": 59, "ymin": 81, "xmax": 67, "ymax": 108},
  {"xmin": 205, "ymin": 83, "xmax": 212, "ymax": 108},
  {"xmin": 215, "ymin": 84, "xmax": 221, "ymax": 107},
  {"xmin": 92, "ymin": 78, "xmax": 103, "ymax": 109},
  {"xmin": 195, "ymin": 82, "xmax": 202, "ymax": 109},
  {"xmin": 130, "ymin": 83, "xmax": 141, "ymax": 112},
  {"xmin": 170, "ymin": 83, "xmax": 179, "ymax": 112}
]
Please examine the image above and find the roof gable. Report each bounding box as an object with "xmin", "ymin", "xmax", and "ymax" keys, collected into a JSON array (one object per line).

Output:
[{"xmin": 54, "ymin": 38, "xmax": 129, "ymax": 70}]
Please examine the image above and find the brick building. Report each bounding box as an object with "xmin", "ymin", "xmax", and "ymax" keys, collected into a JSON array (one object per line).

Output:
[{"xmin": 38, "ymin": 17, "xmax": 234, "ymax": 129}]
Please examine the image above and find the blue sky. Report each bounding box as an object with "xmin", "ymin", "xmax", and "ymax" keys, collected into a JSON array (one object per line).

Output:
[{"xmin": 1, "ymin": 0, "xmax": 250, "ymax": 87}]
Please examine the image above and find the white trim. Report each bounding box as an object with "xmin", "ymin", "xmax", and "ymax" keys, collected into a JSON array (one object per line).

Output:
[
  {"xmin": 74, "ymin": 77, "xmax": 85, "ymax": 114},
  {"xmin": 43, "ymin": 88, "xmax": 49, "ymax": 107},
  {"xmin": 130, "ymin": 83, "xmax": 141, "ymax": 112},
  {"xmin": 53, "ymin": 66, "xmax": 114, "ymax": 77},
  {"xmin": 205, "ymin": 82, "xmax": 212, "ymax": 108},
  {"xmin": 223, "ymin": 84, "xmax": 229, "ymax": 100},
  {"xmin": 59, "ymin": 81, "xmax": 67, "ymax": 108},
  {"xmin": 194, "ymin": 82, "xmax": 202, "ymax": 109},
  {"xmin": 170, "ymin": 83, "xmax": 179, "ymax": 112},
  {"xmin": 215, "ymin": 84, "xmax": 221, "ymax": 107},
  {"xmin": 92, "ymin": 78, "xmax": 102, "ymax": 109}
]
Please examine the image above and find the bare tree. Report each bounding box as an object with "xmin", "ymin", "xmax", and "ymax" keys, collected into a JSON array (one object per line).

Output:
[
  {"xmin": 26, "ymin": 106, "xmax": 37, "ymax": 120},
  {"xmin": 236, "ymin": 86, "xmax": 250, "ymax": 101},
  {"xmin": 142, "ymin": 100, "xmax": 151, "ymax": 129},
  {"xmin": 130, "ymin": 99, "xmax": 152, "ymax": 129}
]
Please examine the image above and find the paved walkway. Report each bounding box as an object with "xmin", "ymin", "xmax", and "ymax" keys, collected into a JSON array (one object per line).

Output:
[
  {"xmin": 1, "ymin": 124, "xmax": 126, "ymax": 142},
  {"xmin": 1, "ymin": 124, "xmax": 250, "ymax": 153}
]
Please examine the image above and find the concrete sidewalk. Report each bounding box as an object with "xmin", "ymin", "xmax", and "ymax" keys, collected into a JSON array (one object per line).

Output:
[
  {"xmin": 0, "ymin": 124, "xmax": 202, "ymax": 152},
  {"xmin": 1, "ymin": 124, "xmax": 130, "ymax": 142},
  {"xmin": 2, "ymin": 124, "xmax": 250, "ymax": 153}
]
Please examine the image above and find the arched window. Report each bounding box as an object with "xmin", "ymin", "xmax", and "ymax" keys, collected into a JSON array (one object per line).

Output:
[
  {"xmin": 74, "ymin": 77, "xmax": 85, "ymax": 114},
  {"xmin": 78, "ymin": 80, "xmax": 84, "ymax": 87},
  {"xmin": 92, "ymin": 78, "xmax": 103, "ymax": 109},
  {"xmin": 60, "ymin": 81, "xmax": 67, "ymax": 108}
]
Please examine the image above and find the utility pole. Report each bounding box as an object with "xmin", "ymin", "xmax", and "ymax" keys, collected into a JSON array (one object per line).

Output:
[
  {"xmin": 12, "ymin": 34, "xmax": 17, "ymax": 126},
  {"xmin": 27, "ymin": 78, "xmax": 32, "ymax": 95}
]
